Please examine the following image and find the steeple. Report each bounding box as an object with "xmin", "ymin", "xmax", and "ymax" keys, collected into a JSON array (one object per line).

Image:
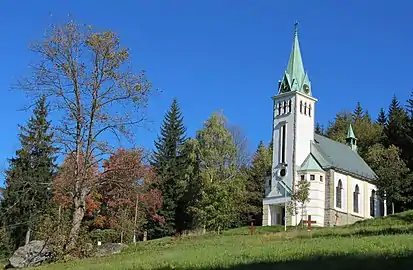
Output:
[
  {"xmin": 278, "ymin": 22, "xmax": 312, "ymax": 96},
  {"xmin": 346, "ymin": 124, "xmax": 357, "ymax": 152}
]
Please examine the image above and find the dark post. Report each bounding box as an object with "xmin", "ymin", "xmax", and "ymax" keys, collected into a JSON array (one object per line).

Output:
[{"xmin": 249, "ymin": 220, "xmax": 255, "ymax": 235}]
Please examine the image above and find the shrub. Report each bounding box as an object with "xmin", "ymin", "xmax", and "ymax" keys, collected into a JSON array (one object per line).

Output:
[{"xmin": 89, "ymin": 229, "xmax": 119, "ymax": 244}]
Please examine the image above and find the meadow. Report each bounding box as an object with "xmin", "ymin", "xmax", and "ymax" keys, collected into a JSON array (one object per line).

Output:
[{"xmin": 28, "ymin": 211, "xmax": 413, "ymax": 270}]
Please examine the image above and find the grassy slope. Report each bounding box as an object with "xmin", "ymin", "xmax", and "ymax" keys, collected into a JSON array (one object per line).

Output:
[{"xmin": 33, "ymin": 211, "xmax": 413, "ymax": 270}]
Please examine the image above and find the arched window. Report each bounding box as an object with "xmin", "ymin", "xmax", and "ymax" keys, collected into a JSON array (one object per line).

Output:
[
  {"xmin": 336, "ymin": 180, "xmax": 342, "ymax": 208},
  {"xmin": 370, "ymin": 190, "xmax": 376, "ymax": 217},
  {"xmin": 309, "ymin": 104, "xmax": 312, "ymax": 117},
  {"xmin": 283, "ymin": 101, "xmax": 287, "ymax": 114},
  {"xmin": 353, "ymin": 185, "xmax": 360, "ymax": 213},
  {"xmin": 278, "ymin": 103, "xmax": 282, "ymax": 115},
  {"xmin": 300, "ymin": 101, "xmax": 303, "ymax": 113},
  {"xmin": 304, "ymin": 102, "xmax": 307, "ymax": 115},
  {"xmin": 288, "ymin": 100, "xmax": 292, "ymax": 113}
]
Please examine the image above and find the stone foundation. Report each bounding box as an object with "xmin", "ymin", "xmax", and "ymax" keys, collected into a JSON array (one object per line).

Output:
[{"xmin": 324, "ymin": 209, "xmax": 364, "ymax": 226}]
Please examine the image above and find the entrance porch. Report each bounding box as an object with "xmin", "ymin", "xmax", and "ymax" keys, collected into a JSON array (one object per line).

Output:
[{"xmin": 262, "ymin": 204, "xmax": 286, "ymax": 226}]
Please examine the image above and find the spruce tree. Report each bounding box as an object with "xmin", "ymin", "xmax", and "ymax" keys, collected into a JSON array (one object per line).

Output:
[
  {"xmin": 377, "ymin": 108, "xmax": 387, "ymax": 126},
  {"xmin": 152, "ymin": 98, "xmax": 187, "ymax": 236},
  {"xmin": 245, "ymin": 141, "xmax": 272, "ymax": 225},
  {"xmin": 385, "ymin": 95, "xmax": 413, "ymax": 170},
  {"xmin": 353, "ymin": 102, "xmax": 364, "ymax": 121},
  {"xmin": 1, "ymin": 96, "xmax": 56, "ymax": 249}
]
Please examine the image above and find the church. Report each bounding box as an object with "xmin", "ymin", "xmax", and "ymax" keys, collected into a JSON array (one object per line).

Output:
[{"xmin": 262, "ymin": 25, "xmax": 386, "ymax": 227}]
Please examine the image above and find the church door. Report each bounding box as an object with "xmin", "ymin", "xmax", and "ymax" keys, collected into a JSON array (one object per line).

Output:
[{"xmin": 281, "ymin": 207, "xmax": 285, "ymax": 225}]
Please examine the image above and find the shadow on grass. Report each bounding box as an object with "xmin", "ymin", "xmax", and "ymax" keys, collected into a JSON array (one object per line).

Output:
[{"xmin": 154, "ymin": 253, "xmax": 413, "ymax": 270}]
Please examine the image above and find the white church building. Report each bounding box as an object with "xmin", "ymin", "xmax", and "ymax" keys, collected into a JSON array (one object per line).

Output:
[{"xmin": 262, "ymin": 25, "xmax": 385, "ymax": 227}]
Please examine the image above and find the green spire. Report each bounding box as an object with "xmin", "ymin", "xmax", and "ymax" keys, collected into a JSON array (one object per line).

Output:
[
  {"xmin": 346, "ymin": 124, "xmax": 357, "ymax": 152},
  {"xmin": 278, "ymin": 22, "xmax": 312, "ymax": 96}
]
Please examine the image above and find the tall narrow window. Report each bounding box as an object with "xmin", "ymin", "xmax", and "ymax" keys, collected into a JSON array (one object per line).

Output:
[
  {"xmin": 370, "ymin": 190, "xmax": 376, "ymax": 217},
  {"xmin": 288, "ymin": 100, "xmax": 292, "ymax": 113},
  {"xmin": 336, "ymin": 180, "xmax": 342, "ymax": 208},
  {"xmin": 353, "ymin": 185, "xmax": 360, "ymax": 213},
  {"xmin": 278, "ymin": 103, "xmax": 282, "ymax": 115},
  {"xmin": 300, "ymin": 101, "xmax": 303, "ymax": 113},
  {"xmin": 283, "ymin": 101, "xmax": 287, "ymax": 114},
  {"xmin": 309, "ymin": 104, "xmax": 312, "ymax": 117},
  {"xmin": 304, "ymin": 102, "xmax": 307, "ymax": 115},
  {"xmin": 280, "ymin": 124, "xmax": 286, "ymax": 164}
]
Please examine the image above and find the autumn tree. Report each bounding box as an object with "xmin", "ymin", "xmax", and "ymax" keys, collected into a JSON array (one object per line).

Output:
[
  {"xmin": 99, "ymin": 148, "xmax": 163, "ymax": 242},
  {"xmin": 17, "ymin": 22, "xmax": 153, "ymax": 250},
  {"xmin": 1, "ymin": 96, "xmax": 56, "ymax": 249}
]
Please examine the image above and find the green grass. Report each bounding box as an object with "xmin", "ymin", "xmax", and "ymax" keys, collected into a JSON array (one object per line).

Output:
[{"xmin": 29, "ymin": 211, "xmax": 413, "ymax": 270}]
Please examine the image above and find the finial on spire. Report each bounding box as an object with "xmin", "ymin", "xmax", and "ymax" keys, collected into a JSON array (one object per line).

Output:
[{"xmin": 294, "ymin": 21, "xmax": 299, "ymax": 36}]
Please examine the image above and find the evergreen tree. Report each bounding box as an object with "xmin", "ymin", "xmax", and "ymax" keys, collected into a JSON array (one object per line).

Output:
[
  {"xmin": 1, "ymin": 96, "xmax": 56, "ymax": 249},
  {"xmin": 178, "ymin": 139, "xmax": 202, "ymax": 231},
  {"xmin": 315, "ymin": 122, "xmax": 324, "ymax": 135},
  {"xmin": 151, "ymin": 98, "xmax": 187, "ymax": 236},
  {"xmin": 353, "ymin": 102, "xmax": 364, "ymax": 121},
  {"xmin": 244, "ymin": 141, "xmax": 272, "ymax": 225},
  {"xmin": 325, "ymin": 111, "xmax": 353, "ymax": 143},
  {"xmin": 377, "ymin": 108, "xmax": 387, "ymax": 126},
  {"xmin": 385, "ymin": 95, "xmax": 410, "ymax": 164}
]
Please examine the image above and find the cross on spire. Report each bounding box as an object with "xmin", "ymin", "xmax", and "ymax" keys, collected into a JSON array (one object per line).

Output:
[{"xmin": 294, "ymin": 21, "xmax": 299, "ymax": 35}]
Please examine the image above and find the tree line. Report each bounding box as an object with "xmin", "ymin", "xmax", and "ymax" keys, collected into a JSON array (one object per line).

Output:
[
  {"xmin": 318, "ymin": 97, "xmax": 413, "ymax": 214},
  {"xmin": 0, "ymin": 21, "xmax": 272, "ymax": 259}
]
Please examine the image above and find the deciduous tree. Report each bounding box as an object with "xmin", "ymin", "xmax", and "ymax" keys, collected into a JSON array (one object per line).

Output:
[
  {"xmin": 99, "ymin": 148, "xmax": 163, "ymax": 241},
  {"xmin": 291, "ymin": 179, "xmax": 310, "ymax": 227},
  {"xmin": 17, "ymin": 22, "xmax": 152, "ymax": 250},
  {"xmin": 192, "ymin": 112, "xmax": 245, "ymax": 232},
  {"xmin": 364, "ymin": 144, "xmax": 411, "ymax": 213}
]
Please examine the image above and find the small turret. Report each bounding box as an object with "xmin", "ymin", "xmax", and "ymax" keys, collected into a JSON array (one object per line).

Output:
[{"xmin": 346, "ymin": 124, "xmax": 357, "ymax": 152}]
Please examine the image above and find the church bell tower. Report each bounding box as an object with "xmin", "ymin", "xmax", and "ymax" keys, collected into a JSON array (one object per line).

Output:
[{"xmin": 269, "ymin": 23, "xmax": 318, "ymax": 197}]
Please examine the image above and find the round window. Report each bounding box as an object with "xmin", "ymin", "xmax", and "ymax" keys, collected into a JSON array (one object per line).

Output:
[{"xmin": 280, "ymin": 168, "xmax": 287, "ymax": 177}]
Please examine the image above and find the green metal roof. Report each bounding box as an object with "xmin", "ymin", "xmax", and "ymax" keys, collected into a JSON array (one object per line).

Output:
[
  {"xmin": 347, "ymin": 124, "xmax": 356, "ymax": 140},
  {"xmin": 278, "ymin": 23, "xmax": 312, "ymax": 96},
  {"xmin": 311, "ymin": 133, "xmax": 377, "ymax": 180},
  {"xmin": 298, "ymin": 153, "xmax": 324, "ymax": 172}
]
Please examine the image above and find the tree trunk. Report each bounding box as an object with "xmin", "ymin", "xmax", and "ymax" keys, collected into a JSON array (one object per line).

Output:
[
  {"xmin": 120, "ymin": 231, "xmax": 124, "ymax": 244},
  {"xmin": 301, "ymin": 205, "xmax": 304, "ymax": 228},
  {"xmin": 133, "ymin": 195, "xmax": 138, "ymax": 244},
  {"xmin": 66, "ymin": 196, "xmax": 86, "ymax": 251},
  {"xmin": 25, "ymin": 227, "xmax": 31, "ymax": 245},
  {"xmin": 392, "ymin": 202, "xmax": 395, "ymax": 215}
]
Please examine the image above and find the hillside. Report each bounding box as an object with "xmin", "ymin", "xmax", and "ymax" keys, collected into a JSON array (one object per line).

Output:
[{"xmin": 28, "ymin": 211, "xmax": 413, "ymax": 270}]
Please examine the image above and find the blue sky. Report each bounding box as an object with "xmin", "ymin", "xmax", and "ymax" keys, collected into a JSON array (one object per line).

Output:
[{"xmin": 0, "ymin": 0, "xmax": 412, "ymax": 183}]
